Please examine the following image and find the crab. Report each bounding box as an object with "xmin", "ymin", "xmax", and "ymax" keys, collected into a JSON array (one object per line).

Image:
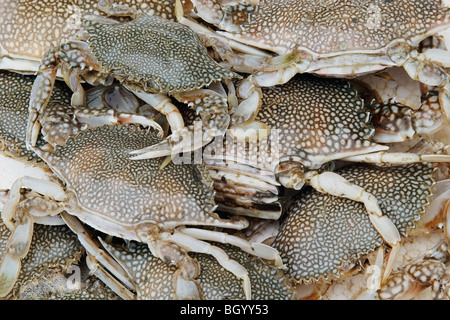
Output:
[
  {"xmin": 0, "ymin": 70, "xmax": 166, "ymax": 192},
  {"xmin": 351, "ymin": 35, "xmax": 450, "ymax": 143},
  {"xmin": 176, "ymin": 0, "xmax": 450, "ymax": 128},
  {"xmin": 321, "ymin": 160, "xmax": 450, "ymax": 300},
  {"xmin": 0, "ymin": 219, "xmax": 120, "ymax": 300},
  {"xmin": 0, "ymin": 0, "xmax": 177, "ymax": 74},
  {"xmin": 93, "ymin": 237, "xmax": 294, "ymax": 299},
  {"xmin": 356, "ymin": 234, "xmax": 450, "ymax": 300},
  {"xmin": 0, "ymin": 122, "xmax": 282, "ymax": 299},
  {"xmin": 172, "ymin": 101, "xmax": 284, "ymax": 220},
  {"xmin": 27, "ymin": 9, "xmax": 243, "ymax": 162},
  {"xmin": 271, "ymin": 162, "xmax": 439, "ymax": 287},
  {"xmin": 296, "ymin": 169, "xmax": 450, "ymax": 300},
  {"xmin": 203, "ymin": 74, "xmax": 450, "ymax": 266},
  {"xmin": 377, "ymin": 241, "xmax": 449, "ymax": 300}
]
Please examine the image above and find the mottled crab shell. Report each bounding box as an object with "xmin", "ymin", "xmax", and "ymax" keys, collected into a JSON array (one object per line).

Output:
[
  {"xmin": 32, "ymin": 124, "xmax": 223, "ymax": 238},
  {"xmin": 272, "ymin": 163, "xmax": 436, "ymax": 283},
  {"xmin": 223, "ymin": 0, "xmax": 450, "ymax": 55},
  {"xmin": 103, "ymin": 240, "xmax": 294, "ymax": 300},
  {"xmin": 194, "ymin": 243, "xmax": 294, "ymax": 299},
  {"xmin": 0, "ymin": 70, "xmax": 72, "ymax": 162},
  {"xmin": 83, "ymin": 14, "xmax": 238, "ymax": 94},
  {"xmin": 0, "ymin": 0, "xmax": 176, "ymax": 62},
  {"xmin": 252, "ymin": 74, "xmax": 384, "ymax": 169},
  {"xmin": 0, "ymin": 222, "xmax": 119, "ymax": 300}
]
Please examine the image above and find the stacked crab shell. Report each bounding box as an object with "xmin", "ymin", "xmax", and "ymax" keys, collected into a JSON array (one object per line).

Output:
[{"xmin": 0, "ymin": 0, "xmax": 449, "ymax": 301}]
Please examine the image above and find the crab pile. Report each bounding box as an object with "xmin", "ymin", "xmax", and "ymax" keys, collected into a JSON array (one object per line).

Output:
[{"xmin": 0, "ymin": 0, "xmax": 449, "ymax": 300}]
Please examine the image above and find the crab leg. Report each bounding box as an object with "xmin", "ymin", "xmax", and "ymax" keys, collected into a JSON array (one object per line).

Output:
[
  {"xmin": 0, "ymin": 213, "xmax": 33, "ymax": 297},
  {"xmin": 304, "ymin": 170, "xmax": 402, "ymax": 280},
  {"xmin": 179, "ymin": 227, "xmax": 283, "ymax": 266},
  {"xmin": 26, "ymin": 42, "xmax": 97, "ymax": 148},
  {"xmin": 341, "ymin": 152, "xmax": 450, "ymax": 164},
  {"xmin": 305, "ymin": 170, "xmax": 401, "ymax": 247},
  {"xmin": 85, "ymin": 254, "xmax": 136, "ymax": 300},
  {"xmin": 130, "ymin": 89, "xmax": 230, "ymax": 159},
  {"xmin": 357, "ymin": 246, "xmax": 385, "ymax": 300},
  {"xmin": 371, "ymin": 94, "xmax": 449, "ymax": 143},
  {"xmin": 401, "ymin": 47, "xmax": 450, "ymax": 88},
  {"xmin": 128, "ymin": 90, "xmax": 185, "ymax": 134},
  {"xmin": 27, "ymin": 47, "xmax": 60, "ymax": 148},
  {"xmin": 98, "ymin": 238, "xmax": 202, "ymax": 300},
  {"xmin": 159, "ymin": 231, "xmax": 252, "ymax": 299},
  {"xmin": 0, "ymin": 177, "xmax": 67, "ymax": 297},
  {"xmin": 60, "ymin": 213, "xmax": 135, "ymax": 291}
]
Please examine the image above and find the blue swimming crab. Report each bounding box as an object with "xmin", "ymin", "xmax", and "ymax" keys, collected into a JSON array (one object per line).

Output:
[
  {"xmin": 0, "ymin": 69, "xmax": 164, "ymax": 170},
  {"xmin": 0, "ymin": 220, "xmax": 120, "ymax": 300},
  {"xmin": 0, "ymin": 121, "xmax": 281, "ymax": 299},
  {"xmin": 271, "ymin": 163, "xmax": 438, "ymax": 285},
  {"xmin": 94, "ymin": 238, "xmax": 294, "ymax": 299},
  {"xmin": 177, "ymin": 0, "xmax": 450, "ymax": 126},
  {"xmin": 357, "ymin": 235, "xmax": 449, "ymax": 300},
  {"xmin": 0, "ymin": 0, "xmax": 177, "ymax": 74},
  {"xmin": 27, "ymin": 10, "xmax": 241, "ymax": 161},
  {"xmin": 205, "ymin": 74, "xmax": 450, "ymax": 266}
]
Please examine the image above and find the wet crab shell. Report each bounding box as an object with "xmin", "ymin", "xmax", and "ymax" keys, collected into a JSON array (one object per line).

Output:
[
  {"xmin": 0, "ymin": 70, "xmax": 72, "ymax": 163},
  {"xmin": 0, "ymin": 0, "xmax": 177, "ymax": 72},
  {"xmin": 216, "ymin": 0, "xmax": 450, "ymax": 57},
  {"xmin": 83, "ymin": 13, "xmax": 239, "ymax": 94},
  {"xmin": 0, "ymin": 221, "xmax": 120, "ymax": 300},
  {"xmin": 102, "ymin": 240, "xmax": 294, "ymax": 300},
  {"xmin": 272, "ymin": 163, "xmax": 436, "ymax": 283},
  {"xmin": 252, "ymin": 74, "xmax": 382, "ymax": 169},
  {"xmin": 31, "ymin": 124, "xmax": 228, "ymax": 239}
]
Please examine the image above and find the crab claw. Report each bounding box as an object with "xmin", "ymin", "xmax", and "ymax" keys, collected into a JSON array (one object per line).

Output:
[
  {"xmin": 129, "ymin": 122, "xmax": 204, "ymax": 159},
  {"xmin": 130, "ymin": 89, "xmax": 230, "ymax": 160}
]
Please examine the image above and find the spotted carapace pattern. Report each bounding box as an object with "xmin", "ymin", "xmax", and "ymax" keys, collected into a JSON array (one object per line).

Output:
[
  {"xmin": 273, "ymin": 163, "xmax": 435, "ymax": 283},
  {"xmin": 84, "ymin": 14, "xmax": 237, "ymax": 93},
  {"xmin": 253, "ymin": 74, "xmax": 377, "ymax": 169},
  {"xmin": 227, "ymin": 0, "xmax": 450, "ymax": 54},
  {"xmin": 34, "ymin": 125, "xmax": 219, "ymax": 229}
]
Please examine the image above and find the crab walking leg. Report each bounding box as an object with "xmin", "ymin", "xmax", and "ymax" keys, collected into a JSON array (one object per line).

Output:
[
  {"xmin": 130, "ymin": 89, "xmax": 231, "ymax": 159},
  {"xmin": 85, "ymin": 254, "xmax": 136, "ymax": 300},
  {"xmin": 160, "ymin": 231, "xmax": 252, "ymax": 299},
  {"xmin": 341, "ymin": 152, "xmax": 450, "ymax": 164},
  {"xmin": 60, "ymin": 213, "xmax": 135, "ymax": 291},
  {"xmin": 129, "ymin": 90, "xmax": 185, "ymax": 133},
  {"xmin": 26, "ymin": 41, "xmax": 95, "ymax": 148},
  {"xmin": 0, "ymin": 214, "xmax": 33, "ymax": 297},
  {"xmin": 175, "ymin": 3, "xmax": 270, "ymax": 59},
  {"xmin": 179, "ymin": 227, "xmax": 283, "ymax": 267},
  {"xmin": 305, "ymin": 171, "xmax": 401, "ymax": 247}
]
